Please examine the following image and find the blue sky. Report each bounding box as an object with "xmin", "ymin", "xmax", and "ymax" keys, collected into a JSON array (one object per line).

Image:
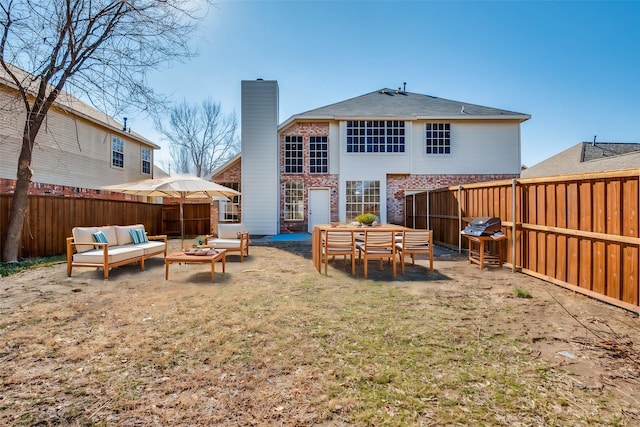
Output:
[{"xmin": 136, "ymin": 0, "xmax": 640, "ymax": 169}]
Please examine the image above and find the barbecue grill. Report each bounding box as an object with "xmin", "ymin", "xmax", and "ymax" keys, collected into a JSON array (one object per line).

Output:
[{"xmin": 461, "ymin": 217, "xmax": 501, "ymax": 237}]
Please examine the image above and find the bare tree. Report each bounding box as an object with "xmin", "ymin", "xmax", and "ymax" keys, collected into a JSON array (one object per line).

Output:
[
  {"xmin": 0, "ymin": 0, "xmax": 211, "ymax": 262},
  {"xmin": 156, "ymin": 98, "xmax": 239, "ymax": 177}
]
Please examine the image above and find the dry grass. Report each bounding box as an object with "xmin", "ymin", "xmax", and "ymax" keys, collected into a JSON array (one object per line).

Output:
[{"xmin": 1, "ymin": 240, "xmax": 639, "ymax": 426}]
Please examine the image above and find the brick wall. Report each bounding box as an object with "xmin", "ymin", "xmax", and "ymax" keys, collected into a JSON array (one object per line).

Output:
[
  {"xmin": 280, "ymin": 122, "xmax": 337, "ymax": 233},
  {"xmin": 0, "ymin": 178, "xmax": 131, "ymax": 200}
]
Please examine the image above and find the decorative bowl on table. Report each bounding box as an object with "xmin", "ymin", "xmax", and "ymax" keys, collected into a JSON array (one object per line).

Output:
[{"xmin": 184, "ymin": 248, "xmax": 212, "ymax": 256}]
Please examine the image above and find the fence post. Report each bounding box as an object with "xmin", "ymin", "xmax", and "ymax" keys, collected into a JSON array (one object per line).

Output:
[
  {"xmin": 458, "ymin": 185, "xmax": 462, "ymax": 253},
  {"xmin": 512, "ymin": 178, "xmax": 517, "ymax": 273},
  {"xmin": 426, "ymin": 190, "xmax": 429, "ymax": 231}
]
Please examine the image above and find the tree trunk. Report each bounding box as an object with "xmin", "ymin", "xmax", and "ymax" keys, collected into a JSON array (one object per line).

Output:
[{"xmin": 2, "ymin": 129, "xmax": 37, "ymax": 262}]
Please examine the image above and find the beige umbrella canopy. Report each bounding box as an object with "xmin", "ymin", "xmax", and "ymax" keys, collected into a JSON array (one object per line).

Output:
[{"xmin": 102, "ymin": 174, "xmax": 240, "ymax": 246}]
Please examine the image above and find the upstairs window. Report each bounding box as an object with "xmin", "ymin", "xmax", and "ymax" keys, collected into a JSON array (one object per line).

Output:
[
  {"xmin": 284, "ymin": 136, "xmax": 303, "ymax": 173},
  {"xmin": 112, "ymin": 136, "xmax": 124, "ymax": 168},
  {"xmin": 141, "ymin": 147, "xmax": 151, "ymax": 175},
  {"xmin": 309, "ymin": 136, "xmax": 328, "ymax": 174},
  {"xmin": 425, "ymin": 123, "xmax": 451, "ymax": 154},
  {"xmin": 346, "ymin": 120, "xmax": 405, "ymax": 153}
]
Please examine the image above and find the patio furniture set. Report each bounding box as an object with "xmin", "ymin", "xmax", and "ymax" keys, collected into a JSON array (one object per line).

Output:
[
  {"xmin": 66, "ymin": 223, "xmax": 250, "ymax": 282},
  {"xmin": 311, "ymin": 224, "xmax": 435, "ymax": 278}
]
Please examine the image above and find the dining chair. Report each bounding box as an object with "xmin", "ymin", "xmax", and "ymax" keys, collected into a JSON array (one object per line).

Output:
[
  {"xmin": 322, "ymin": 230, "xmax": 356, "ymax": 275},
  {"xmin": 396, "ymin": 229, "xmax": 433, "ymax": 274},
  {"xmin": 356, "ymin": 230, "xmax": 397, "ymax": 278}
]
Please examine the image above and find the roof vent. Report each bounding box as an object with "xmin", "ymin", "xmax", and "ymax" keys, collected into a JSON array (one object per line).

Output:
[{"xmin": 461, "ymin": 106, "xmax": 465, "ymax": 114}]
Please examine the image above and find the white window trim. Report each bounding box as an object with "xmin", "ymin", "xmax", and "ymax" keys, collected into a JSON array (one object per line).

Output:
[{"xmin": 111, "ymin": 136, "xmax": 124, "ymax": 169}]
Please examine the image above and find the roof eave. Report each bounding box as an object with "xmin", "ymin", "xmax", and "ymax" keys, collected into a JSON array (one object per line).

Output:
[{"xmin": 279, "ymin": 113, "xmax": 531, "ymax": 128}]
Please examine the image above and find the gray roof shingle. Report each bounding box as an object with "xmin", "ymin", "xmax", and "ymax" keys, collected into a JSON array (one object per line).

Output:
[
  {"xmin": 284, "ymin": 88, "xmax": 530, "ymax": 123},
  {"xmin": 521, "ymin": 142, "xmax": 640, "ymax": 178}
]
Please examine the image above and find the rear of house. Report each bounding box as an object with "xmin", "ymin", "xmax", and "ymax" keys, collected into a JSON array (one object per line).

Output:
[{"xmin": 228, "ymin": 82, "xmax": 530, "ymax": 235}]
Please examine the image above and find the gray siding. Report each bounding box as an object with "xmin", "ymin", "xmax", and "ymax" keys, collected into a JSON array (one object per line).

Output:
[{"xmin": 241, "ymin": 80, "xmax": 279, "ymax": 235}]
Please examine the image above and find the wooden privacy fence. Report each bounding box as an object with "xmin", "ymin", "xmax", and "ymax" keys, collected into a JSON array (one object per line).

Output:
[
  {"xmin": 0, "ymin": 196, "xmax": 211, "ymax": 259},
  {"xmin": 405, "ymin": 169, "xmax": 640, "ymax": 313}
]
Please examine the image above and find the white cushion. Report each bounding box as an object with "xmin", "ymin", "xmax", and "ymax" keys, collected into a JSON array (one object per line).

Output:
[
  {"xmin": 136, "ymin": 241, "xmax": 166, "ymax": 256},
  {"xmin": 206, "ymin": 238, "xmax": 242, "ymax": 249},
  {"xmin": 217, "ymin": 223, "xmax": 245, "ymax": 239},
  {"xmin": 73, "ymin": 246, "xmax": 144, "ymax": 265},
  {"xmin": 72, "ymin": 227, "xmax": 100, "ymax": 253},
  {"xmin": 115, "ymin": 224, "xmax": 145, "ymax": 246}
]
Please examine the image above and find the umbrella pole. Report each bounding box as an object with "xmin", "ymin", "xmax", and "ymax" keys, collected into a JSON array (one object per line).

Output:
[{"xmin": 180, "ymin": 200, "xmax": 185, "ymax": 249}]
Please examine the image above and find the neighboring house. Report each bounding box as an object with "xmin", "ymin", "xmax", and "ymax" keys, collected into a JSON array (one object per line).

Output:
[
  {"xmin": 214, "ymin": 80, "xmax": 531, "ymax": 235},
  {"xmin": 0, "ymin": 65, "xmax": 160, "ymax": 197},
  {"xmin": 521, "ymin": 141, "xmax": 640, "ymax": 178}
]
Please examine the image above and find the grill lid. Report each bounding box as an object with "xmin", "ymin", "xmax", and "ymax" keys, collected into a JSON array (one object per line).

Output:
[{"xmin": 461, "ymin": 217, "xmax": 501, "ymax": 236}]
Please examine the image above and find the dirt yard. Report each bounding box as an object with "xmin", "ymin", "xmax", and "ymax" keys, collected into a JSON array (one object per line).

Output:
[{"xmin": 1, "ymin": 239, "xmax": 639, "ymax": 425}]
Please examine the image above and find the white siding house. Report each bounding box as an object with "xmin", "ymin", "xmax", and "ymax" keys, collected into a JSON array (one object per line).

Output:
[
  {"xmin": 218, "ymin": 84, "xmax": 530, "ymax": 234},
  {"xmin": 0, "ymin": 67, "xmax": 160, "ymax": 195}
]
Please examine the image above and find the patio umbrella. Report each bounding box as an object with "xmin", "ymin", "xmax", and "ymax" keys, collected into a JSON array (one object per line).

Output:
[{"xmin": 102, "ymin": 174, "xmax": 240, "ymax": 247}]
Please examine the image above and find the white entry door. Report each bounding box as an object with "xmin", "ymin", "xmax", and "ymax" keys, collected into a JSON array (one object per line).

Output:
[{"xmin": 308, "ymin": 188, "xmax": 330, "ymax": 233}]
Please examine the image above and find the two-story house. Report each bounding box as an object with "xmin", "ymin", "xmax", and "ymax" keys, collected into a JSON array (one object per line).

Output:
[
  {"xmin": 0, "ymin": 66, "xmax": 160, "ymax": 197},
  {"xmin": 216, "ymin": 80, "xmax": 530, "ymax": 235}
]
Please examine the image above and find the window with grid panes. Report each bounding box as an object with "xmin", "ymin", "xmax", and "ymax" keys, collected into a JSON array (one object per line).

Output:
[
  {"xmin": 346, "ymin": 120, "xmax": 405, "ymax": 153},
  {"xmin": 141, "ymin": 147, "xmax": 151, "ymax": 174},
  {"xmin": 425, "ymin": 123, "xmax": 451, "ymax": 154},
  {"xmin": 284, "ymin": 136, "xmax": 303, "ymax": 173},
  {"xmin": 112, "ymin": 136, "xmax": 124, "ymax": 168},
  {"xmin": 284, "ymin": 181, "xmax": 304, "ymax": 220},
  {"xmin": 218, "ymin": 182, "xmax": 241, "ymax": 222},
  {"xmin": 309, "ymin": 136, "xmax": 328, "ymax": 173},
  {"xmin": 345, "ymin": 180, "xmax": 380, "ymax": 222}
]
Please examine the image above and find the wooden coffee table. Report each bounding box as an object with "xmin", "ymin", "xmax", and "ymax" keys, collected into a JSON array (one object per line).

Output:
[{"xmin": 165, "ymin": 249, "xmax": 227, "ymax": 282}]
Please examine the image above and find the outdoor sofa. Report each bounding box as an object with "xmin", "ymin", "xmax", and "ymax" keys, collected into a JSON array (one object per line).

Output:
[
  {"xmin": 66, "ymin": 224, "xmax": 167, "ymax": 280},
  {"xmin": 203, "ymin": 223, "xmax": 250, "ymax": 261}
]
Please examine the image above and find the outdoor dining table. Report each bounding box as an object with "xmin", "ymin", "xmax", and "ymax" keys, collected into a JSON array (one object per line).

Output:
[{"xmin": 311, "ymin": 223, "xmax": 408, "ymax": 273}]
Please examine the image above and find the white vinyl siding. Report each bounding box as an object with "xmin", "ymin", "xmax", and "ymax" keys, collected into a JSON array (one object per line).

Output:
[
  {"xmin": 0, "ymin": 88, "xmax": 157, "ymax": 189},
  {"xmin": 241, "ymin": 80, "xmax": 279, "ymax": 235},
  {"xmin": 410, "ymin": 121, "xmax": 521, "ymax": 174}
]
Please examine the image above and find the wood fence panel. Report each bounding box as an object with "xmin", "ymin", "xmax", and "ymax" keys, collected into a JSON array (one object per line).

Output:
[
  {"xmin": 545, "ymin": 183, "xmax": 557, "ymax": 279},
  {"xmin": 578, "ymin": 181, "xmax": 593, "ymax": 290},
  {"xmin": 536, "ymin": 184, "xmax": 547, "ymax": 274},
  {"xmin": 406, "ymin": 170, "xmax": 640, "ymax": 312},
  {"xmin": 566, "ymin": 182, "xmax": 580, "ymax": 286},
  {"xmin": 592, "ymin": 181, "xmax": 606, "ymax": 295},
  {"xmin": 555, "ymin": 183, "xmax": 567, "ymax": 282},
  {"xmin": 622, "ymin": 178, "xmax": 639, "ymax": 305},
  {"xmin": 415, "ymin": 193, "xmax": 428, "ymax": 229},
  {"xmin": 1, "ymin": 196, "xmax": 169, "ymax": 259},
  {"xmin": 606, "ymin": 180, "xmax": 621, "ymax": 299}
]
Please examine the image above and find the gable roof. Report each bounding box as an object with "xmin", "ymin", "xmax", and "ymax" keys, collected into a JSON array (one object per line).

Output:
[
  {"xmin": 0, "ymin": 64, "xmax": 159, "ymax": 149},
  {"xmin": 521, "ymin": 142, "xmax": 640, "ymax": 178},
  {"xmin": 280, "ymin": 88, "xmax": 530, "ymax": 128}
]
